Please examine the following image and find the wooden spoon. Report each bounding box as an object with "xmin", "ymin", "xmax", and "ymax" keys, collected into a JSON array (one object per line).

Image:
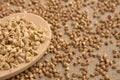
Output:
[{"xmin": 0, "ymin": 13, "xmax": 51, "ymax": 80}]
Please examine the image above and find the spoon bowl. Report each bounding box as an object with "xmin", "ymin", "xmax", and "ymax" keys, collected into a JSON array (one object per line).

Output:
[{"xmin": 0, "ymin": 13, "xmax": 51, "ymax": 80}]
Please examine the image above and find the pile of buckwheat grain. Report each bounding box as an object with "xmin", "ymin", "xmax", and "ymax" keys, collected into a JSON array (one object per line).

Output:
[{"xmin": 0, "ymin": 17, "xmax": 46, "ymax": 70}]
